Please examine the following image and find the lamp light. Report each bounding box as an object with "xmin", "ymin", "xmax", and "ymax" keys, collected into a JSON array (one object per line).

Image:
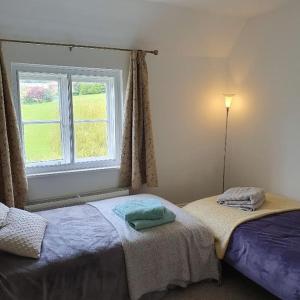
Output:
[
  {"xmin": 224, "ymin": 94, "xmax": 234, "ymax": 109},
  {"xmin": 222, "ymin": 94, "xmax": 235, "ymax": 192}
]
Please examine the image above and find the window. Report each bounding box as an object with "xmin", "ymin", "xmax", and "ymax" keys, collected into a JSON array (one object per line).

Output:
[{"xmin": 12, "ymin": 64, "xmax": 122, "ymax": 175}]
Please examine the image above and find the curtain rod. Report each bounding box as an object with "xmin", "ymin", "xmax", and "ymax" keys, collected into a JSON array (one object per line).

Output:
[{"xmin": 0, "ymin": 38, "xmax": 159, "ymax": 55}]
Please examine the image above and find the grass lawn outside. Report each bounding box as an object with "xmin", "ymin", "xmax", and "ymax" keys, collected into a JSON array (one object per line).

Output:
[{"xmin": 22, "ymin": 93, "xmax": 109, "ymax": 163}]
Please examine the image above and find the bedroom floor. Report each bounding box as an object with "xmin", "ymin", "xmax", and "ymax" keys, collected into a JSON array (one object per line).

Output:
[{"xmin": 163, "ymin": 265, "xmax": 278, "ymax": 300}]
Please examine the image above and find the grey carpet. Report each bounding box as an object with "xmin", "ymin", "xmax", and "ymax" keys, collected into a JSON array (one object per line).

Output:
[{"xmin": 162, "ymin": 266, "xmax": 278, "ymax": 300}]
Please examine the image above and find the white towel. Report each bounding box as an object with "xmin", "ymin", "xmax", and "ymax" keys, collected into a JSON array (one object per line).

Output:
[{"xmin": 217, "ymin": 187, "xmax": 265, "ymax": 211}]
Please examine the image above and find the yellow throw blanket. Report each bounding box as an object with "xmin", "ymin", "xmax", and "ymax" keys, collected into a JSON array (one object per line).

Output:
[{"xmin": 184, "ymin": 193, "xmax": 300, "ymax": 259}]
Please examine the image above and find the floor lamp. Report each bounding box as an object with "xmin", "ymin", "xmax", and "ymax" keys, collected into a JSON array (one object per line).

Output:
[{"xmin": 222, "ymin": 94, "xmax": 234, "ymax": 193}]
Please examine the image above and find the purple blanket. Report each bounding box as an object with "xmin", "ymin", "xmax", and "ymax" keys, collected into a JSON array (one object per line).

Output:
[
  {"xmin": 0, "ymin": 204, "xmax": 129, "ymax": 300},
  {"xmin": 225, "ymin": 210, "xmax": 300, "ymax": 300}
]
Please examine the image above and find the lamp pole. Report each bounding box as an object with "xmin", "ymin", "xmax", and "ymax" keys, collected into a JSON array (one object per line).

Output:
[
  {"xmin": 222, "ymin": 107, "xmax": 230, "ymax": 193},
  {"xmin": 222, "ymin": 94, "xmax": 234, "ymax": 193}
]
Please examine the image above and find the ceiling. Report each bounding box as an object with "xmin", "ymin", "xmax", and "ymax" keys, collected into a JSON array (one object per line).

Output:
[
  {"xmin": 0, "ymin": 0, "xmax": 247, "ymax": 57},
  {"xmin": 0, "ymin": 0, "xmax": 292, "ymax": 58},
  {"xmin": 142, "ymin": 0, "xmax": 291, "ymax": 17}
]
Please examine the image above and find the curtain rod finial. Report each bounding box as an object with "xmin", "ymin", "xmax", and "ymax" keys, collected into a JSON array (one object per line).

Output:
[{"xmin": 153, "ymin": 50, "xmax": 159, "ymax": 55}]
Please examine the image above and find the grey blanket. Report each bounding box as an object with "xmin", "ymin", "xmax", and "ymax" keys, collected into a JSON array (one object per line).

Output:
[
  {"xmin": 217, "ymin": 187, "xmax": 265, "ymax": 211},
  {"xmin": 0, "ymin": 204, "xmax": 129, "ymax": 300},
  {"xmin": 90, "ymin": 194, "xmax": 220, "ymax": 300}
]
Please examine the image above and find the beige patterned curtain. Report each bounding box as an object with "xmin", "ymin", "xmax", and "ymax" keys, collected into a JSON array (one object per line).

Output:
[
  {"xmin": 0, "ymin": 43, "xmax": 27, "ymax": 208},
  {"xmin": 119, "ymin": 50, "xmax": 158, "ymax": 191}
]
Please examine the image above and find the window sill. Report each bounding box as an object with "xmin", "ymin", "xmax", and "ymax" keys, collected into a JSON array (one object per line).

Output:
[{"xmin": 26, "ymin": 166, "xmax": 120, "ymax": 179}]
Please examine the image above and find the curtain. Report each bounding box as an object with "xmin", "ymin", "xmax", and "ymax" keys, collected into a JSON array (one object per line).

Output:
[
  {"xmin": 119, "ymin": 50, "xmax": 158, "ymax": 191},
  {"xmin": 0, "ymin": 43, "xmax": 28, "ymax": 208}
]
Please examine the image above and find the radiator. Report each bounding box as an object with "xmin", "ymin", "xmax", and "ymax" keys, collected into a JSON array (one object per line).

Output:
[{"xmin": 25, "ymin": 188, "xmax": 129, "ymax": 212}]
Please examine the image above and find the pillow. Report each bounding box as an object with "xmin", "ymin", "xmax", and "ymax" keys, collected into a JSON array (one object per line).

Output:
[
  {"xmin": 0, "ymin": 208, "xmax": 47, "ymax": 259},
  {"xmin": 0, "ymin": 202, "xmax": 9, "ymax": 227}
]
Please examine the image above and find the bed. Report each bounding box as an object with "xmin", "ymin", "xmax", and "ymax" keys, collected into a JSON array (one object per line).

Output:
[
  {"xmin": 184, "ymin": 193, "xmax": 300, "ymax": 300},
  {"xmin": 225, "ymin": 210, "xmax": 300, "ymax": 300},
  {"xmin": 0, "ymin": 204, "xmax": 129, "ymax": 300},
  {"xmin": 0, "ymin": 194, "xmax": 219, "ymax": 300}
]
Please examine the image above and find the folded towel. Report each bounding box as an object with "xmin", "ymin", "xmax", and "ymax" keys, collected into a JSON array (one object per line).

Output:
[
  {"xmin": 128, "ymin": 208, "xmax": 176, "ymax": 230},
  {"xmin": 113, "ymin": 199, "xmax": 166, "ymax": 222},
  {"xmin": 217, "ymin": 187, "xmax": 265, "ymax": 211},
  {"xmin": 219, "ymin": 197, "xmax": 265, "ymax": 211}
]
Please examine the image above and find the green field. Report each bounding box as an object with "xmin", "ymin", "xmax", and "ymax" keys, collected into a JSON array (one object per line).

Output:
[{"xmin": 22, "ymin": 94, "xmax": 109, "ymax": 163}]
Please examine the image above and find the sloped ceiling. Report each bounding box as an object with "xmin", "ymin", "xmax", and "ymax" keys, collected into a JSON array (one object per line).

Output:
[
  {"xmin": 0, "ymin": 0, "xmax": 291, "ymax": 57},
  {"xmin": 142, "ymin": 0, "xmax": 291, "ymax": 17}
]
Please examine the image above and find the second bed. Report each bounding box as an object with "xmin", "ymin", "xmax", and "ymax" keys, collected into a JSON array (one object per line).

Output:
[{"xmin": 184, "ymin": 193, "xmax": 300, "ymax": 300}]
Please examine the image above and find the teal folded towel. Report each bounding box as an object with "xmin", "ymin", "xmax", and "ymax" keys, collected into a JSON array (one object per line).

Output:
[
  {"xmin": 128, "ymin": 209, "xmax": 176, "ymax": 230},
  {"xmin": 113, "ymin": 199, "xmax": 166, "ymax": 222}
]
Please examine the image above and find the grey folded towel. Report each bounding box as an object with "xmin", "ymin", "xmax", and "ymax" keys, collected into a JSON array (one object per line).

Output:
[
  {"xmin": 219, "ymin": 197, "xmax": 265, "ymax": 211},
  {"xmin": 217, "ymin": 187, "xmax": 265, "ymax": 211}
]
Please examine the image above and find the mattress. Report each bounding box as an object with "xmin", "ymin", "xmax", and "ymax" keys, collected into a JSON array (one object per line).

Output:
[
  {"xmin": 0, "ymin": 196, "xmax": 219, "ymax": 300},
  {"xmin": 225, "ymin": 211, "xmax": 300, "ymax": 300},
  {"xmin": 0, "ymin": 204, "xmax": 129, "ymax": 300}
]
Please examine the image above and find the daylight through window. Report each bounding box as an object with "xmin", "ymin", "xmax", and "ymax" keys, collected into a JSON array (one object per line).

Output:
[{"xmin": 12, "ymin": 64, "xmax": 122, "ymax": 174}]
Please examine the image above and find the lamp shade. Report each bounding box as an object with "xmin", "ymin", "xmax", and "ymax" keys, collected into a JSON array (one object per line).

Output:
[{"xmin": 224, "ymin": 94, "xmax": 235, "ymax": 109}]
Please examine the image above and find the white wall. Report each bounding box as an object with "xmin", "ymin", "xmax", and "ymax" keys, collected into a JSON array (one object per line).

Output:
[
  {"xmin": 227, "ymin": 0, "xmax": 300, "ymax": 200},
  {"xmin": 145, "ymin": 54, "xmax": 230, "ymax": 202},
  {"xmin": 4, "ymin": 0, "xmax": 296, "ymax": 203},
  {"xmin": 2, "ymin": 45, "xmax": 229, "ymax": 204},
  {"xmin": 1, "ymin": 0, "xmax": 245, "ymax": 203}
]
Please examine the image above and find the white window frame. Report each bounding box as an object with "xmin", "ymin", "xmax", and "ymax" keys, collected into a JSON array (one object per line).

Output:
[{"xmin": 11, "ymin": 63, "xmax": 123, "ymax": 175}]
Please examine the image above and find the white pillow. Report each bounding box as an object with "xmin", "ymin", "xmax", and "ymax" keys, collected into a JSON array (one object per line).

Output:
[
  {"xmin": 0, "ymin": 208, "xmax": 47, "ymax": 259},
  {"xmin": 0, "ymin": 202, "xmax": 9, "ymax": 227}
]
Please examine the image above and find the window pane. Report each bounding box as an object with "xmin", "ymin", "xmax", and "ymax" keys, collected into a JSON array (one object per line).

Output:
[
  {"xmin": 74, "ymin": 122, "xmax": 108, "ymax": 159},
  {"xmin": 19, "ymin": 78, "xmax": 60, "ymax": 121},
  {"xmin": 72, "ymin": 81, "xmax": 107, "ymax": 120},
  {"xmin": 24, "ymin": 123, "xmax": 63, "ymax": 163}
]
